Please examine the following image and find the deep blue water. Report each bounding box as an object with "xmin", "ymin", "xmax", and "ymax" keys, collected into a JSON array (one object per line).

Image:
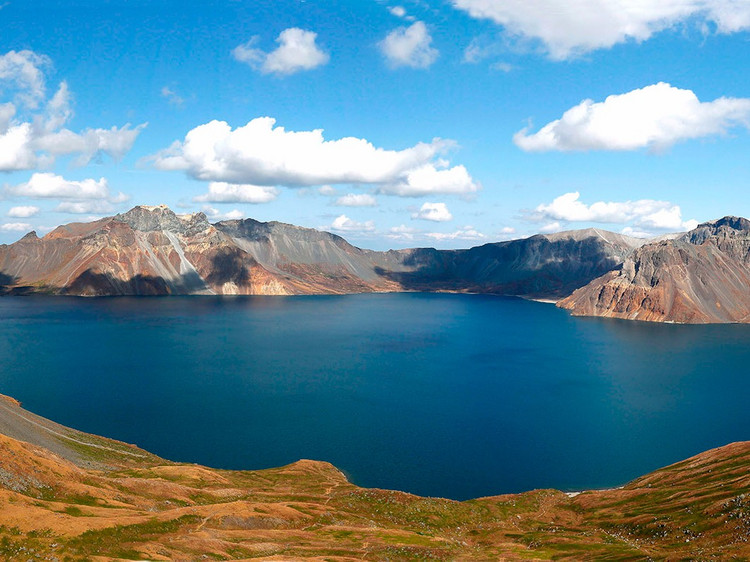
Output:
[{"xmin": 1, "ymin": 293, "xmax": 750, "ymax": 500}]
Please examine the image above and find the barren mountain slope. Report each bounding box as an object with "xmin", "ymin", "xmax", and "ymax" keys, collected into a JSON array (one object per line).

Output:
[
  {"xmin": 378, "ymin": 228, "xmax": 645, "ymax": 298},
  {"xmin": 1, "ymin": 204, "xmax": 650, "ymax": 298},
  {"xmin": 0, "ymin": 206, "xmax": 297, "ymax": 296},
  {"xmin": 559, "ymin": 216, "xmax": 750, "ymax": 323}
]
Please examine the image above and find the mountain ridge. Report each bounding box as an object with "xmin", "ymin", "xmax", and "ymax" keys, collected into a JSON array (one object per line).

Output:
[
  {"xmin": 0, "ymin": 204, "xmax": 650, "ymax": 299},
  {"xmin": 559, "ymin": 215, "xmax": 750, "ymax": 323}
]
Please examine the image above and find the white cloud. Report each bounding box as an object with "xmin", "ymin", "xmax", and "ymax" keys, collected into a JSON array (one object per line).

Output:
[
  {"xmin": 110, "ymin": 191, "xmax": 130, "ymax": 204},
  {"xmin": 463, "ymin": 37, "xmax": 489, "ymax": 63},
  {"xmin": 161, "ymin": 86, "xmax": 184, "ymax": 106},
  {"xmin": 532, "ymin": 191, "xmax": 697, "ymax": 232},
  {"xmin": 412, "ymin": 202, "xmax": 453, "ymax": 222},
  {"xmin": 7, "ymin": 205, "xmax": 39, "ymax": 218},
  {"xmin": 499, "ymin": 226, "xmax": 516, "ymax": 234},
  {"xmin": 385, "ymin": 224, "xmax": 420, "ymax": 241},
  {"xmin": 380, "ymin": 21, "xmax": 438, "ymax": 68},
  {"xmin": 620, "ymin": 226, "xmax": 655, "ymax": 238},
  {"xmin": 0, "ymin": 50, "xmax": 50, "ymax": 108},
  {"xmin": 0, "ymin": 222, "xmax": 32, "ymax": 232},
  {"xmin": 0, "ymin": 102, "xmax": 15, "ymax": 132},
  {"xmin": 426, "ymin": 225, "xmax": 485, "ymax": 241},
  {"xmin": 318, "ymin": 185, "xmax": 337, "ymax": 196},
  {"xmin": 55, "ymin": 200, "xmax": 114, "ymax": 214},
  {"xmin": 451, "ymin": 0, "xmax": 750, "ymax": 59},
  {"xmin": 539, "ymin": 221, "xmax": 563, "ymax": 233},
  {"xmin": 32, "ymin": 121, "xmax": 146, "ymax": 166},
  {"xmin": 334, "ymin": 193, "xmax": 377, "ymax": 207},
  {"xmin": 7, "ymin": 173, "xmax": 110, "ymax": 199},
  {"xmin": 380, "ymin": 162, "xmax": 479, "ymax": 197},
  {"xmin": 200, "ymin": 205, "xmax": 245, "ymax": 220},
  {"xmin": 233, "ymin": 28, "xmax": 329, "ymax": 75},
  {"xmin": 151, "ymin": 117, "xmax": 478, "ymax": 197},
  {"xmin": 193, "ymin": 181, "xmax": 280, "ymax": 204},
  {"xmin": 328, "ymin": 214, "xmax": 376, "ymax": 233},
  {"xmin": 515, "ymin": 83, "xmax": 750, "ymax": 152},
  {"xmin": 389, "ymin": 6, "xmax": 407, "ymax": 18},
  {"xmin": 0, "ymin": 51, "xmax": 145, "ymax": 171}
]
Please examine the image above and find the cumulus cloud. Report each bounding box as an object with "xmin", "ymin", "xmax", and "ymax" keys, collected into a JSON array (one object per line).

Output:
[
  {"xmin": 426, "ymin": 226, "xmax": 485, "ymax": 241},
  {"xmin": 318, "ymin": 185, "xmax": 337, "ymax": 196},
  {"xmin": 0, "ymin": 50, "xmax": 145, "ymax": 171},
  {"xmin": 0, "ymin": 222, "xmax": 32, "ymax": 232},
  {"xmin": 233, "ymin": 28, "xmax": 329, "ymax": 75},
  {"xmin": 380, "ymin": 21, "xmax": 438, "ymax": 68},
  {"xmin": 193, "ymin": 182, "xmax": 280, "ymax": 204},
  {"xmin": 334, "ymin": 193, "xmax": 377, "ymax": 207},
  {"xmin": 514, "ymin": 83, "xmax": 750, "ymax": 152},
  {"xmin": 328, "ymin": 214, "xmax": 376, "ymax": 233},
  {"xmin": 379, "ymin": 163, "xmax": 478, "ymax": 197},
  {"xmin": 7, "ymin": 205, "xmax": 39, "ymax": 218},
  {"xmin": 7, "ymin": 173, "xmax": 110, "ymax": 199},
  {"xmin": 389, "ymin": 6, "xmax": 407, "ymax": 18},
  {"xmin": 412, "ymin": 202, "xmax": 453, "ymax": 222},
  {"xmin": 151, "ymin": 117, "xmax": 478, "ymax": 197},
  {"xmin": 451, "ymin": 0, "xmax": 750, "ymax": 59},
  {"xmin": 531, "ymin": 191, "xmax": 698, "ymax": 232}
]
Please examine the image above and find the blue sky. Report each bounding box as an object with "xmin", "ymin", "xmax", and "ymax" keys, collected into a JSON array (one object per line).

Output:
[{"xmin": 1, "ymin": 0, "xmax": 750, "ymax": 249}]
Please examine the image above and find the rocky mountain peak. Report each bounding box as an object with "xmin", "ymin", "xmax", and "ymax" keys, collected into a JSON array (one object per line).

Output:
[
  {"xmin": 684, "ymin": 216, "xmax": 750, "ymax": 245},
  {"xmin": 115, "ymin": 205, "xmax": 211, "ymax": 235}
]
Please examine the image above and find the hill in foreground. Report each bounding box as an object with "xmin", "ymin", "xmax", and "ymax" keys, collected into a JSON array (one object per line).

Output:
[{"xmin": 0, "ymin": 395, "xmax": 749, "ymax": 560}]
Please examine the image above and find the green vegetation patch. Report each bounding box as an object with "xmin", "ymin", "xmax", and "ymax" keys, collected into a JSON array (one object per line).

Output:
[{"xmin": 64, "ymin": 514, "xmax": 202, "ymax": 557}]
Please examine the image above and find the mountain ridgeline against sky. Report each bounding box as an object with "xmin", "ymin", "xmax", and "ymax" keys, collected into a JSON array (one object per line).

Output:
[
  {"xmin": 0, "ymin": 205, "xmax": 645, "ymax": 300},
  {"xmin": 4, "ymin": 205, "xmax": 750, "ymax": 323},
  {"xmin": 560, "ymin": 216, "xmax": 750, "ymax": 323}
]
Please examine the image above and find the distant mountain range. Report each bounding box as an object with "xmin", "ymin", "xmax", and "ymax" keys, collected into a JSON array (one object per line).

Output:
[
  {"xmin": 0, "ymin": 204, "xmax": 644, "ymax": 299},
  {"xmin": 2, "ymin": 205, "xmax": 749, "ymax": 323}
]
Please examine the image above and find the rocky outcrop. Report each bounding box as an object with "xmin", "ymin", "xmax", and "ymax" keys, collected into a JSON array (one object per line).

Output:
[
  {"xmin": 0, "ymin": 204, "xmax": 650, "ymax": 298},
  {"xmin": 558, "ymin": 217, "xmax": 750, "ymax": 323},
  {"xmin": 0, "ymin": 206, "xmax": 296, "ymax": 296}
]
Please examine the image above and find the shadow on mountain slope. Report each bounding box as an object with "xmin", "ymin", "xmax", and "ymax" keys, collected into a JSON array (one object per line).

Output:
[
  {"xmin": 204, "ymin": 247, "xmax": 252, "ymax": 286},
  {"xmin": 377, "ymin": 238, "xmax": 625, "ymax": 299},
  {"xmin": 0, "ymin": 271, "xmax": 38, "ymax": 295},
  {"xmin": 64, "ymin": 270, "xmax": 174, "ymax": 296}
]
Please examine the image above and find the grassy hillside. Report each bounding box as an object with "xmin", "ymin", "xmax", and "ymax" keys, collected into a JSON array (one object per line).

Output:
[{"xmin": 0, "ymin": 395, "xmax": 749, "ymax": 560}]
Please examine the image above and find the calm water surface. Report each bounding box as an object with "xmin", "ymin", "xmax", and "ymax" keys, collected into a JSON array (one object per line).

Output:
[{"xmin": 1, "ymin": 293, "xmax": 749, "ymax": 500}]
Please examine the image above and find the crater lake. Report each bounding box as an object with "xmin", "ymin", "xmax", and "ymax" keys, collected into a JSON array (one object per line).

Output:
[{"xmin": 2, "ymin": 293, "xmax": 749, "ymax": 500}]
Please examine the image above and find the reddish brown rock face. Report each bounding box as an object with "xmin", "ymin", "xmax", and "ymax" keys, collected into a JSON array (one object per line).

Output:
[
  {"xmin": 0, "ymin": 207, "xmax": 296, "ymax": 296},
  {"xmin": 0, "ymin": 204, "xmax": 660, "ymax": 299},
  {"xmin": 559, "ymin": 217, "xmax": 750, "ymax": 323}
]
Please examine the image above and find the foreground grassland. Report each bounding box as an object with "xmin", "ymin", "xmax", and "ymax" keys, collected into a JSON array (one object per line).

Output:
[{"xmin": 0, "ymin": 395, "xmax": 749, "ymax": 560}]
